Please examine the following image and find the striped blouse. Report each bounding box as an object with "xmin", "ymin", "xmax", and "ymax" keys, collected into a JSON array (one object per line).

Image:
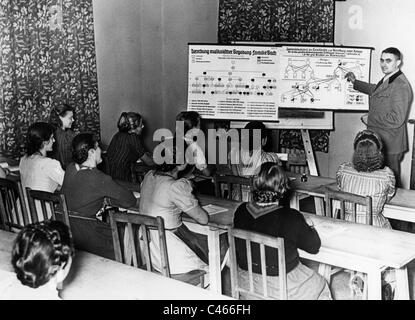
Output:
[
  {"xmin": 336, "ymin": 162, "xmax": 396, "ymax": 228},
  {"xmin": 107, "ymin": 132, "xmax": 145, "ymax": 182}
]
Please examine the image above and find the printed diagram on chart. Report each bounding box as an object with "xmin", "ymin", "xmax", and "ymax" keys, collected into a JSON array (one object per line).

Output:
[
  {"xmin": 189, "ymin": 62, "xmax": 277, "ymax": 98},
  {"xmin": 280, "ymin": 58, "xmax": 366, "ymax": 105}
]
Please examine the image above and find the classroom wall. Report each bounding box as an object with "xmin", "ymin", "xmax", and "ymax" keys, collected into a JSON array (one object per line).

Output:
[
  {"xmin": 320, "ymin": 0, "xmax": 415, "ymax": 188},
  {"xmin": 92, "ymin": 0, "xmax": 219, "ymax": 149}
]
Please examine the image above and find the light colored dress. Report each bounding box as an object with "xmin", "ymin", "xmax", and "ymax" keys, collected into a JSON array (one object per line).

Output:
[
  {"xmin": 228, "ymin": 148, "xmax": 281, "ymax": 201},
  {"xmin": 19, "ymin": 154, "xmax": 65, "ymax": 222},
  {"xmin": 0, "ymin": 269, "xmax": 61, "ymax": 300},
  {"xmin": 139, "ymin": 171, "xmax": 208, "ymax": 275},
  {"xmin": 336, "ymin": 162, "xmax": 396, "ymax": 228}
]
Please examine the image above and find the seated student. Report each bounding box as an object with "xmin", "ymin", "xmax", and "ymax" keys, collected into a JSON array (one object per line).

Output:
[
  {"xmin": 19, "ymin": 122, "xmax": 65, "ymax": 221},
  {"xmin": 336, "ymin": 130, "xmax": 396, "ymax": 299},
  {"xmin": 228, "ymin": 121, "xmax": 281, "ymax": 201},
  {"xmin": 336, "ymin": 130, "xmax": 396, "ymax": 228},
  {"xmin": 176, "ymin": 111, "xmax": 215, "ymax": 177},
  {"xmin": 49, "ymin": 104, "xmax": 76, "ymax": 170},
  {"xmin": 233, "ymin": 162, "xmax": 332, "ymax": 300},
  {"xmin": 61, "ymin": 133, "xmax": 137, "ymax": 218},
  {"xmin": 139, "ymin": 140, "xmax": 210, "ymax": 276},
  {"xmin": 0, "ymin": 220, "xmax": 74, "ymax": 300},
  {"xmin": 107, "ymin": 112, "xmax": 155, "ymax": 182}
]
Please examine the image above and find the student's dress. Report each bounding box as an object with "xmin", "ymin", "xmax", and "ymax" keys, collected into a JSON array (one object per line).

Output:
[
  {"xmin": 336, "ymin": 162, "xmax": 396, "ymax": 228},
  {"xmin": 233, "ymin": 202, "xmax": 332, "ymax": 300},
  {"xmin": 107, "ymin": 131, "xmax": 145, "ymax": 182},
  {"xmin": 19, "ymin": 154, "xmax": 65, "ymax": 222},
  {"xmin": 51, "ymin": 127, "xmax": 76, "ymax": 170},
  {"xmin": 228, "ymin": 148, "xmax": 281, "ymax": 201},
  {"xmin": 139, "ymin": 171, "xmax": 208, "ymax": 276},
  {"xmin": 0, "ymin": 269, "xmax": 61, "ymax": 300}
]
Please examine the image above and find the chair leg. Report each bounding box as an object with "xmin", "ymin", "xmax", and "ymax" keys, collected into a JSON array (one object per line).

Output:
[{"xmin": 318, "ymin": 263, "xmax": 332, "ymax": 283}]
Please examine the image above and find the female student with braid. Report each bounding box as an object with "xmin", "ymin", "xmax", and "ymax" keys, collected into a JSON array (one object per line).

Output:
[
  {"xmin": 62, "ymin": 133, "xmax": 137, "ymax": 218},
  {"xmin": 0, "ymin": 220, "xmax": 74, "ymax": 299},
  {"xmin": 107, "ymin": 112, "xmax": 155, "ymax": 182},
  {"xmin": 233, "ymin": 162, "xmax": 332, "ymax": 300}
]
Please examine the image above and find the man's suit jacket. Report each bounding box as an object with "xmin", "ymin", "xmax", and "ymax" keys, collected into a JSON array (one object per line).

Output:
[{"xmin": 354, "ymin": 70, "xmax": 412, "ymax": 154}]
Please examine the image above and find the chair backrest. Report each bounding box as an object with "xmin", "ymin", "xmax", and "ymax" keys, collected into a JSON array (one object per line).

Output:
[
  {"xmin": 65, "ymin": 212, "xmax": 115, "ymax": 260},
  {"xmin": 130, "ymin": 163, "xmax": 153, "ymax": 184},
  {"xmin": 0, "ymin": 178, "xmax": 30, "ymax": 231},
  {"xmin": 324, "ymin": 188, "xmax": 373, "ymax": 225},
  {"xmin": 108, "ymin": 210, "xmax": 171, "ymax": 277},
  {"xmin": 25, "ymin": 188, "xmax": 71, "ymax": 228},
  {"xmin": 213, "ymin": 174, "xmax": 253, "ymax": 200},
  {"xmin": 228, "ymin": 227, "xmax": 287, "ymax": 300}
]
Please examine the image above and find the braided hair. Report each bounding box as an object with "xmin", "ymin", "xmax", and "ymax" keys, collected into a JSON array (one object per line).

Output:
[
  {"xmin": 11, "ymin": 220, "xmax": 74, "ymax": 288},
  {"xmin": 252, "ymin": 162, "xmax": 289, "ymax": 203},
  {"xmin": 352, "ymin": 130, "xmax": 385, "ymax": 172},
  {"xmin": 72, "ymin": 133, "xmax": 98, "ymax": 164},
  {"xmin": 117, "ymin": 112, "xmax": 142, "ymax": 133}
]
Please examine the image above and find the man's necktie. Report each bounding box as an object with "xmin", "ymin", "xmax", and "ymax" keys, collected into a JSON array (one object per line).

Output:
[{"xmin": 374, "ymin": 78, "xmax": 384, "ymax": 91}]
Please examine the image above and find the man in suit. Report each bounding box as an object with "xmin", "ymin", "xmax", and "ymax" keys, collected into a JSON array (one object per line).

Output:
[{"xmin": 345, "ymin": 47, "xmax": 412, "ymax": 188}]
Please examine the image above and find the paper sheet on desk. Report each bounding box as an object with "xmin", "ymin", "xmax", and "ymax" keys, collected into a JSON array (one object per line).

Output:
[
  {"xmin": 203, "ymin": 204, "xmax": 228, "ymax": 215},
  {"xmin": 313, "ymin": 220, "xmax": 347, "ymax": 238}
]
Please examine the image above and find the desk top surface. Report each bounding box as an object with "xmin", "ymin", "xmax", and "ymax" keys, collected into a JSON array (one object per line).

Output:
[
  {"xmin": 190, "ymin": 195, "xmax": 415, "ymax": 269},
  {"xmin": 0, "ymin": 230, "xmax": 231, "ymax": 300},
  {"xmin": 288, "ymin": 172, "xmax": 415, "ymax": 210}
]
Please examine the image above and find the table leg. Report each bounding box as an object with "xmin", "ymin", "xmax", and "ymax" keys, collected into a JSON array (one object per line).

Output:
[
  {"xmin": 290, "ymin": 193, "xmax": 300, "ymax": 210},
  {"xmin": 366, "ymin": 269, "xmax": 382, "ymax": 300},
  {"xmin": 317, "ymin": 263, "xmax": 332, "ymax": 283},
  {"xmin": 208, "ymin": 227, "xmax": 222, "ymax": 293},
  {"xmin": 314, "ymin": 196, "xmax": 325, "ymax": 216},
  {"xmin": 394, "ymin": 267, "xmax": 410, "ymax": 300}
]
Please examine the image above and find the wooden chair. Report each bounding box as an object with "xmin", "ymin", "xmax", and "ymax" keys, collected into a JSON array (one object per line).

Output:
[
  {"xmin": 323, "ymin": 188, "xmax": 373, "ymax": 299},
  {"xmin": 130, "ymin": 163, "xmax": 154, "ymax": 184},
  {"xmin": 108, "ymin": 210, "xmax": 206, "ymax": 287},
  {"xmin": 65, "ymin": 213, "xmax": 116, "ymax": 260},
  {"xmin": 213, "ymin": 174, "xmax": 253, "ymax": 201},
  {"xmin": 324, "ymin": 188, "xmax": 373, "ymax": 225},
  {"xmin": 228, "ymin": 227, "xmax": 287, "ymax": 300},
  {"xmin": 25, "ymin": 188, "xmax": 71, "ymax": 228},
  {"xmin": 0, "ymin": 178, "xmax": 30, "ymax": 231}
]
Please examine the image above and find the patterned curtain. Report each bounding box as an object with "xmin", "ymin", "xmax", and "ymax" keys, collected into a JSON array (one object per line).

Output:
[
  {"xmin": 218, "ymin": 0, "xmax": 334, "ymax": 152},
  {"xmin": 0, "ymin": 0, "xmax": 100, "ymax": 159}
]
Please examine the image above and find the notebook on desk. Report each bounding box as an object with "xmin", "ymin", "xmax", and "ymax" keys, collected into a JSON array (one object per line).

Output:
[{"xmin": 202, "ymin": 204, "xmax": 228, "ymax": 215}]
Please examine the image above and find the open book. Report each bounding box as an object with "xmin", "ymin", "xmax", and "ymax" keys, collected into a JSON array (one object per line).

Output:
[{"xmin": 202, "ymin": 204, "xmax": 228, "ymax": 215}]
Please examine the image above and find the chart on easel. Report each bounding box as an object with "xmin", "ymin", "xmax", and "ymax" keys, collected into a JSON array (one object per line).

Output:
[
  {"xmin": 187, "ymin": 44, "xmax": 279, "ymax": 121},
  {"xmin": 277, "ymin": 46, "xmax": 371, "ymax": 110}
]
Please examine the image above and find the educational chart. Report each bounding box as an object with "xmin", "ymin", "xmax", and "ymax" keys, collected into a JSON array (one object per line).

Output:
[
  {"xmin": 277, "ymin": 46, "xmax": 371, "ymax": 110},
  {"xmin": 187, "ymin": 44, "xmax": 279, "ymax": 121}
]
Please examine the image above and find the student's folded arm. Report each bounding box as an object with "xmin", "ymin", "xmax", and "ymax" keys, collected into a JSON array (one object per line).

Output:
[
  {"xmin": 184, "ymin": 205, "xmax": 209, "ymax": 225},
  {"xmin": 296, "ymin": 215, "xmax": 321, "ymax": 254},
  {"xmin": 103, "ymin": 175, "xmax": 137, "ymax": 208},
  {"xmin": 140, "ymin": 152, "xmax": 156, "ymax": 166}
]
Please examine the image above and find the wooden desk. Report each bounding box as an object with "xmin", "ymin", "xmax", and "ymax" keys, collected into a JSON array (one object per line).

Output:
[
  {"xmin": 184, "ymin": 198, "xmax": 415, "ymax": 299},
  {"xmin": 182, "ymin": 195, "xmax": 240, "ymax": 294},
  {"xmin": 114, "ymin": 177, "xmax": 415, "ymax": 298},
  {"xmin": 288, "ymin": 172, "xmax": 415, "ymax": 224},
  {"xmin": 0, "ymin": 230, "xmax": 231, "ymax": 300},
  {"xmin": 302, "ymin": 213, "xmax": 415, "ymax": 300}
]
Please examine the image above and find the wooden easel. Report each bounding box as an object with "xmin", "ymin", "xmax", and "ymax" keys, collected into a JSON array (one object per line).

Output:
[{"xmin": 301, "ymin": 129, "xmax": 318, "ymax": 176}]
